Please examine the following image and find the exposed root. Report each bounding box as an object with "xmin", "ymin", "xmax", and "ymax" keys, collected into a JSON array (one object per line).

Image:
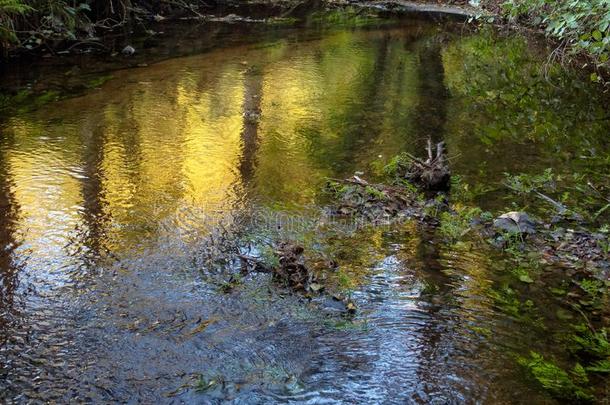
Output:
[{"xmin": 403, "ymin": 139, "xmax": 451, "ymax": 191}]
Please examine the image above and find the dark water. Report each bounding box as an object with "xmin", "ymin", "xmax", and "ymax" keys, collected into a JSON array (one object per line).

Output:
[{"xmin": 1, "ymin": 16, "xmax": 609, "ymax": 403}]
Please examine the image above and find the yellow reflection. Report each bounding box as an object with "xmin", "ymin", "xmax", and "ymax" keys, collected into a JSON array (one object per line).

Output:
[{"xmin": 0, "ymin": 26, "xmax": 431, "ymax": 265}]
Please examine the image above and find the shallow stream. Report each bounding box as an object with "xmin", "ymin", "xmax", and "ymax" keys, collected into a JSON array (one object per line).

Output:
[{"xmin": 1, "ymin": 12, "xmax": 609, "ymax": 403}]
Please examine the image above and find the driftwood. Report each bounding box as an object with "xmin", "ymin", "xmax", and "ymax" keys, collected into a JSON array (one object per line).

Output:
[{"xmin": 403, "ymin": 139, "xmax": 451, "ymax": 191}]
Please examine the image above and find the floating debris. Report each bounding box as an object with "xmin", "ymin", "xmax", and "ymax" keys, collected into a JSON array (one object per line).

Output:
[
  {"xmin": 237, "ymin": 243, "xmax": 317, "ymax": 292},
  {"xmin": 236, "ymin": 243, "xmax": 358, "ymax": 313},
  {"xmin": 325, "ymin": 139, "xmax": 452, "ymax": 222}
]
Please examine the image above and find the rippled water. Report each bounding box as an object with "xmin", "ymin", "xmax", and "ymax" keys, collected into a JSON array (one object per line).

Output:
[{"xmin": 1, "ymin": 16, "xmax": 609, "ymax": 403}]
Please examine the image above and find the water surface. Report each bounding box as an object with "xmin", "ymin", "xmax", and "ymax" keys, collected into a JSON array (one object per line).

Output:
[{"xmin": 1, "ymin": 17, "xmax": 609, "ymax": 403}]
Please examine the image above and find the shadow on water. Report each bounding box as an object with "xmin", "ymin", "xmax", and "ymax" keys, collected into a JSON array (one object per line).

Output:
[{"xmin": 0, "ymin": 14, "xmax": 609, "ymax": 404}]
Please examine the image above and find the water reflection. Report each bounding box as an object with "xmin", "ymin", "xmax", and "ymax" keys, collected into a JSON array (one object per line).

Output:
[
  {"xmin": 0, "ymin": 20, "xmax": 608, "ymax": 403},
  {"xmin": 0, "ymin": 136, "xmax": 20, "ymax": 345}
]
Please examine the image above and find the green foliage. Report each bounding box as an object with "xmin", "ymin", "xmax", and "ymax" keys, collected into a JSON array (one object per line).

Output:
[
  {"xmin": 0, "ymin": 0, "xmax": 31, "ymax": 14},
  {"xmin": 383, "ymin": 153, "xmax": 410, "ymax": 178},
  {"xmin": 504, "ymin": 168, "xmax": 555, "ymax": 195},
  {"xmin": 511, "ymin": 266, "xmax": 534, "ymax": 283},
  {"xmin": 574, "ymin": 278, "xmax": 610, "ymax": 310},
  {"xmin": 382, "ymin": 154, "xmax": 420, "ymax": 193},
  {"xmin": 586, "ymin": 359, "xmax": 610, "ymax": 373},
  {"xmin": 571, "ymin": 325, "xmax": 610, "ymax": 360},
  {"xmin": 365, "ymin": 186, "xmax": 386, "ymax": 200},
  {"xmin": 500, "ymin": 0, "xmax": 610, "ymax": 71},
  {"xmin": 518, "ymin": 351, "xmax": 593, "ymax": 402},
  {"xmin": 0, "ymin": 0, "xmax": 31, "ymax": 47},
  {"xmin": 438, "ymin": 206, "xmax": 482, "ymax": 242},
  {"xmin": 0, "ymin": 0, "xmax": 94, "ymax": 53}
]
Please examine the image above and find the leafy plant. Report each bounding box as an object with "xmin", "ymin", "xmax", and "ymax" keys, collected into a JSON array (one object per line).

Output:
[
  {"xmin": 0, "ymin": 0, "xmax": 31, "ymax": 51},
  {"xmin": 439, "ymin": 206, "xmax": 482, "ymax": 242},
  {"xmin": 504, "ymin": 168, "xmax": 555, "ymax": 195},
  {"xmin": 511, "ymin": 266, "xmax": 534, "ymax": 283},
  {"xmin": 518, "ymin": 351, "xmax": 593, "ymax": 402},
  {"xmin": 571, "ymin": 325, "xmax": 610, "ymax": 360},
  {"xmin": 575, "ymin": 278, "xmax": 609, "ymax": 309},
  {"xmin": 586, "ymin": 359, "xmax": 610, "ymax": 373},
  {"xmin": 499, "ymin": 0, "xmax": 610, "ymax": 73}
]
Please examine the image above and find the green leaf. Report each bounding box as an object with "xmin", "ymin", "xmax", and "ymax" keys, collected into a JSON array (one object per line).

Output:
[
  {"xmin": 592, "ymin": 30, "xmax": 603, "ymax": 41},
  {"xmin": 519, "ymin": 274, "xmax": 534, "ymax": 283}
]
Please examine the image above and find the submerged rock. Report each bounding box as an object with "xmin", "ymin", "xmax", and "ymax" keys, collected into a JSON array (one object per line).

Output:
[
  {"xmin": 121, "ymin": 45, "xmax": 135, "ymax": 56},
  {"xmin": 493, "ymin": 211, "xmax": 536, "ymax": 235}
]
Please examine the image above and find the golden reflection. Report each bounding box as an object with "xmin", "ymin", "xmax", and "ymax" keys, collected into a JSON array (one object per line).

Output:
[
  {"xmin": 4, "ymin": 119, "xmax": 84, "ymax": 258},
  {"xmin": 0, "ymin": 27, "xmax": 430, "ymax": 264}
]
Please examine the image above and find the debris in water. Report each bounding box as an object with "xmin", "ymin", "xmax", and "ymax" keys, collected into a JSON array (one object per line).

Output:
[
  {"xmin": 493, "ymin": 211, "xmax": 537, "ymax": 235},
  {"xmin": 399, "ymin": 139, "xmax": 451, "ymax": 191},
  {"xmin": 273, "ymin": 242, "xmax": 315, "ymax": 292},
  {"xmin": 325, "ymin": 175, "xmax": 422, "ymax": 222}
]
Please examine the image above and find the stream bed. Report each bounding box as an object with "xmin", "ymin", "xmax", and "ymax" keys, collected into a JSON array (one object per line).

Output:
[{"xmin": 0, "ymin": 12, "xmax": 609, "ymax": 404}]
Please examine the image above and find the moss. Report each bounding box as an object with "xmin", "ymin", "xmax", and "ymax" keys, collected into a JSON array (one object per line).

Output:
[
  {"xmin": 86, "ymin": 74, "xmax": 114, "ymax": 89},
  {"xmin": 365, "ymin": 186, "xmax": 386, "ymax": 200}
]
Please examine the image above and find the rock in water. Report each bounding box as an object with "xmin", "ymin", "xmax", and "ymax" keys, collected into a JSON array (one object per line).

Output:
[
  {"xmin": 121, "ymin": 45, "xmax": 135, "ymax": 56},
  {"xmin": 493, "ymin": 211, "xmax": 536, "ymax": 234}
]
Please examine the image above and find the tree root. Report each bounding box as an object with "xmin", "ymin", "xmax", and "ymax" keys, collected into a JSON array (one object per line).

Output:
[{"xmin": 403, "ymin": 139, "xmax": 451, "ymax": 191}]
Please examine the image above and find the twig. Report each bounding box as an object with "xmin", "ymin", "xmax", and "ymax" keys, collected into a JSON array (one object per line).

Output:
[{"xmin": 534, "ymin": 190, "xmax": 567, "ymax": 214}]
